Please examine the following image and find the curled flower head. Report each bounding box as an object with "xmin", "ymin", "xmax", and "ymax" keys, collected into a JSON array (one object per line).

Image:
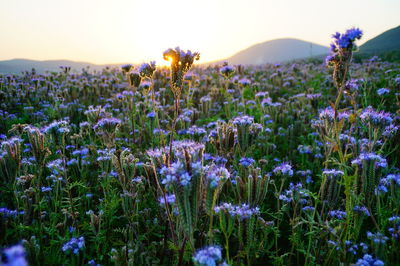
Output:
[
  {"xmin": 138, "ymin": 61, "xmax": 156, "ymax": 79},
  {"xmin": 220, "ymin": 63, "xmax": 235, "ymax": 79},
  {"xmin": 193, "ymin": 245, "xmax": 223, "ymax": 266},
  {"xmin": 326, "ymin": 28, "xmax": 363, "ymax": 88},
  {"xmin": 163, "ymin": 47, "xmax": 200, "ymax": 94},
  {"xmin": 1, "ymin": 244, "xmax": 28, "ymax": 266}
]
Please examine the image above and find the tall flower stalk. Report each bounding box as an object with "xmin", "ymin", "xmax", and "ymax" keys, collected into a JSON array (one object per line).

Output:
[
  {"xmin": 325, "ymin": 28, "xmax": 363, "ymax": 239},
  {"xmin": 163, "ymin": 47, "xmax": 200, "ymax": 118}
]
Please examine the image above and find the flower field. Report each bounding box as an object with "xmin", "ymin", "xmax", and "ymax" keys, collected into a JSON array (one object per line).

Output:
[{"xmin": 0, "ymin": 30, "xmax": 399, "ymax": 265}]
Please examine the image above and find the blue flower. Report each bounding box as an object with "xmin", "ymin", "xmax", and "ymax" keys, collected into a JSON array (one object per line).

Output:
[
  {"xmin": 239, "ymin": 157, "xmax": 255, "ymax": 167},
  {"xmin": 62, "ymin": 236, "xmax": 85, "ymax": 254},
  {"xmin": 1, "ymin": 244, "xmax": 28, "ymax": 266},
  {"xmin": 193, "ymin": 246, "xmax": 223, "ymax": 266}
]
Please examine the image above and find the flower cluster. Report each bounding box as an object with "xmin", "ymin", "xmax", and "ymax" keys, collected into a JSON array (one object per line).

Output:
[
  {"xmin": 163, "ymin": 47, "xmax": 200, "ymax": 95},
  {"xmin": 367, "ymin": 231, "xmax": 389, "ymax": 245},
  {"xmin": 0, "ymin": 207, "xmax": 24, "ymax": 218},
  {"xmin": 1, "ymin": 244, "xmax": 28, "ymax": 266},
  {"xmin": 353, "ymin": 205, "xmax": 371, "ymax": 217},
  {"xmin": 388, "ymin": 216, "xmax": 400, "ymax": 239},
  {"xmin": 193, "ymin": 246, "xmax": 226, "ymax": 266},
  {"xmin": 239, "ymin": 157, "xmax": 255, "ymax": 167},
  {"xmin": 220, "ymin": 64, "xmax": 235, "ymax": 79},
  {"xmin": 159, "ymin": 160, "xmax": 201, "ymax": 187},
  {"xmin": 279, "ymin": 182, "xmax": 309, "ymax": 204},
  {"xmin": 273, "ymin": 162, "xmax": 293, "ymax": 176},
  {"xmin": 355, "ymin": 254, "xmax": 384, "ymax": 266},
  {"xmin": 323, "ymin": 169, "xmax": 344, "ymax": 179},
  {"xmin": 351, "ymin": 153, "xmax": 387, "ymax": 168},
  {"xmin": 205, "ymin": 165, "xmax": 230, "ymax": 188},
  {"xmin": 232, "ymin": 115, "xmax": 254, "ymax": 126},
  {"xmin": 214, "ymin": 203, "xmax": 260, "ymax": 220},
  {"xmin": 360, "ymin": 106, "xmax": 393, "ymax": 127},
  {"xmin": 62, "ymin": 236, "xmax": 85, "ymax": 254},
  {"xmin": 375, "ymin": 174, "xmax": 400, "ymax": 194},
  {"xmin": 138, "ymin": 61, "xmax": 156, "ymax": 79},
  {"xmin": 328, "ymin": 210, "xmax": 347, "ymax": 220},
  {"xmin": 326, "ymin": 28, "xmax": 363, "ymax": 88}
]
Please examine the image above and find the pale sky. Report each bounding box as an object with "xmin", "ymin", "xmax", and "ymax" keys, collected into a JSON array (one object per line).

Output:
[{"xmin": 0, "ymin": 0, "xmax": 399, "ymax": 64}]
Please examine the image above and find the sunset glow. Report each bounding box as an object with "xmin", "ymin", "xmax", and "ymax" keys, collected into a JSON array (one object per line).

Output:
[{"xmin": 0, "ymin": 0, "xmax": 399, "ymax": 65}]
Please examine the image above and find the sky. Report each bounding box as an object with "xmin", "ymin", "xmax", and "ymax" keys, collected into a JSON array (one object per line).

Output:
[{"xmin": 0, "ymin": 0, "xmax": 399, "ymax": 65}]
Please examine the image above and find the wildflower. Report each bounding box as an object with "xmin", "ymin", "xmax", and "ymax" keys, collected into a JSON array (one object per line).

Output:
[
  {"xmin": 41, "ymin": 186, "xmax": 52, "ymax": 192},
  {"xmin": 0, "ymin": 208, "xmax": 24, "ymax": 218},
  {"xmin": 353, "ymin": 205, "xmax": 371, "ymax": 216},
  {"xmin": 121, "ymin": 64, "xmax": 132, "ymax": 73},
  {"xmin": 302, "ymin": 206, "xmax": 315, "ymax": 212},
  {"xmin": 297, "ymin": 145, "xmax": 313, "ymax": 154},
  {"xmin": 367, "ymin": 231, "xmax": 389, "ymax": 245},
  {"xmin": 388, "ymin": 216, "xmax": 400, "ymax": 239},
  {"xmin": 62, "ymin": 236, "xmax": 85, "ymax": 254},
  {"xmin": 376, "ymin": 88, "xmax": 390, "ymax": 96},
  {"xmin": 193, "ymin": 246, "xmax": 224, "ymax": 266},
  {"xmin": 355, "ymin": 254, "xmax": 384, "ymax": 266},
  {"xmin": 322, "ymin": 169, "xmax": 344, "ymax": 178},
  {"xmin": 214, "ymin": 203, "xmax": 260, "ymax": 220},
  {"xmin": 1, "ymin": 244, "xmax": 28, "ymax": 266},
  {"xmin": 232, "ymin": 115, "xmax": 254, "ymax": 126},
  {"xmin": 273, "ymin": 162, "xmax": 293, "ymax": 176},
  {"xmin": 160, "ymin": 161, "xmax": 193, "ymax": 187},
  {"xmin": 239, "ymin": 157, "xmax": 255, "ymax": 167},
  {"xmin": 147, "ymin": 112, "xmax": 156, "ymax": 119},
  {"xmin": 138, "ymin": 61, "xmax": 156, "ymax": 79},
  {"xmin": 351, "ymin": 152, "xmax": 387, "ymax": 168},
  {"xmin": 220, "ymin": 64, "xmax": 235, "ymax": 79},
  {"xmin": 382, "ymin": 124, "xmax": 398, "ymax": 138},
  {"xmin": 163, "ymin": 47, "xmax": 199, "ymax": 106},
  {"xmin": 360, "ymin": 106, "xmax": 393, "ymax": 127},
  {"xmin": 42, "ymin": 120, "xmax": 70, "ymax": 135},
  {"xmin": 328, "ymin": 210, "xmax": 347, "ymax": 220},
  {"xmin": 158, "ymin": 194, "xmax": 176, "ymax": 205},
  {"xmin": 326, "ymin": 28, "xmax": 363, "ymax": 88},
  {"xmin": 93, "ymin": 117, "xmax": 121, "ymax": 133},
  {"xmin": 238, "ymin": 78, "xmax": 251, "ymax": 86},
  {"xmin": 279, "ymin": 183, "xmax": 309, "ymax": 204},
  {"xmin": 206, "ymin": 165, "xmax": 230, "ymax": 188},
  {"xmin": 128, "ymin": 71, "xmax": 141, "ymax": 87},
  {"xmin": 375, "ymin": 174, "xmax": 400, "ymax": 195}
]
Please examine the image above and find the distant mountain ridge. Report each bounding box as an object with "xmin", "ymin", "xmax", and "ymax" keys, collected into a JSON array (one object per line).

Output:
[
  {"xmin": 359, "ymin": 26, "xmax": 400, "ymax": 54},
  {"xmin": 0, "ymin": 59, "xmax": 120, "ymax": 74},
  {"xmin": 357, "ymin": 25, "xmax": 400, "ymax": 61},
  {"xmin": 1, "ymin": 25, "xmax": 399, "ymax": 73},
  {"xmin": 211, "ymin": 38, "xmax": 329, "ymax": 65}
]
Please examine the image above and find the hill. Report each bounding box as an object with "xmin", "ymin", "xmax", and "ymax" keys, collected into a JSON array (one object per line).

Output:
[
  {"xmin": 211, "ymin": 38, "xmax": 329, "ymax": 65},
  {"xmin": 357, "ymin": 25, "xmax": 400, "ymax": 61},
  {"xmin": 0, "ymin": 59, "xmax": 113, "ymax": 74}
]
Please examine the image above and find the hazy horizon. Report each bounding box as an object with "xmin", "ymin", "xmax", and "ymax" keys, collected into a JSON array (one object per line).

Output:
[{"xmin": 1, "ymin": 0, "xmax": 399, "ymax": 65}]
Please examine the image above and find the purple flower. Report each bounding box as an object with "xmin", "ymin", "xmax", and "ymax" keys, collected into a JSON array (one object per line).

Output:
[
  {"xmin": 159, "ymin": 194, "xmax": 176, "ymax": 205},
  {"xmin": 353, "ymin": 205, "xmax": 371, "ymax": 216},
  {"xmin": 377, "ymin": 88, "xmax": 390, "ymax": 96},
  {"xmin": 193, "ymin": 246, "xmax": 223, "ymax": 266},
  {"xmin": 239, "ymin": 157, "xmax": 255, "ymax": 167},
  {"xmin": 329, "ymin": 210, "xmax": 347, "ymax": 220},
  {"xmin": 206, "ymin": 165, "xmax": 230, "ymax": 188},
  {"xmin": 355, "ymin": 254, "xmax": 384, "ymax": 266},
  {"xmin": 214, "ymin": 203, "xmax": 260, "ymax": 220},
  {"xmin": 367, "ymin": 231, "xmax": 388, "ymax": 245},
  {"xmin": 1, "ymin": 244, "xmax": 28, "ymax": 266},
  {"xmin": 232, "ymin": 115, "xmax": 254, "ymax": 126},
  {"xmin": 351, "ymin": 152, "xmax": 387, "ymax": 168},
  {"xmin": 62, "ymin": 236, "xmax": 85, "ymax": 254},
  {"xmin": 273, "ymin": 162, "xmax": 293, "ymax": 176}
]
